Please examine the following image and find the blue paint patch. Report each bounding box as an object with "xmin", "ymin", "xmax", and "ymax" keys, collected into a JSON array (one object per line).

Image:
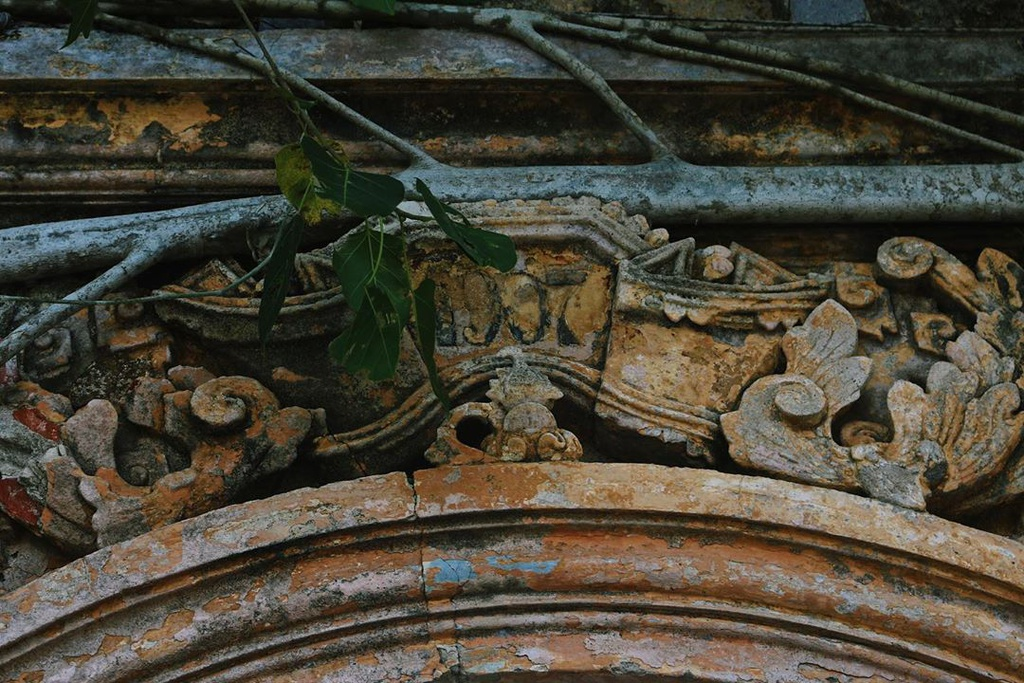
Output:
[
  {"xmin": 425, "ymin": 558, "xmax": 477, "ymax": 584},
  {"xmin": 485, "ymin": 555, "xmax": 559, "ymax": 574}
]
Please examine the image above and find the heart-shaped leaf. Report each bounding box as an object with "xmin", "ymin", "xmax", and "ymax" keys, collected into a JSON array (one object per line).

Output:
[
  {"xmin": 415, "ymin": 179, "xmax": 516, "ymax": 272},
  {"xmin": 300, "ymin": 135, "xmax": 404, "ymax": 217},
  {"xmin": 329, "ymin": 285, "xmax": 404, "ymax": 380},
  {"xmin": 275, "ymin": 143, "xmax": 342, "ymax": 224},
  {"xmin": 258, "ymin": 216, "xmax": 305, "ymax": 348},
  {"xmin": 332, "ymin": 222, "xmax": 410, "ymax": 317}
]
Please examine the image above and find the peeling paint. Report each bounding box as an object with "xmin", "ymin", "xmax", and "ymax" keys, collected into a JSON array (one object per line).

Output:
[
  {"xmin": 2, "ymin": 464, "xmax": 1023, "ymax": 681},
  {"xmin": 584, "ymin": 632, "xmax": 682, "ymax": 670},
  {"xmin": 132, "ymin": 609, "xmax": 195, "ymax": 660},
  {"xmin": 515, "ymin": 645, "xmax": 555, "ymax": 668},
  {"xmin": 95, "ymin": 96, "xmax": 224, "ymax": 152},
  {"xmin": 485, "ymin": 556, "xmax": 559, "ymax": 574},
  {"xmin": 424, "ymin": 558, "xmax": 477, "ymax": 584}
]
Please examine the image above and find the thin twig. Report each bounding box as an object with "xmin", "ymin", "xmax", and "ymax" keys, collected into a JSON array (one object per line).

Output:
[
  {"xmin": 473, "ymin": 9, "xmax": 676, "ymax": 162},
  {"xmin": 534, "ymin": 16, "xmax": 1024, "ymax": 161},
  {"xmin": 229, "ymin": 0, "xmax": 290, "ymax": 92},
  {"xmin": 0, "ymin": 251, "xmax": 273, "ymax": 308},
  {"xmin": 99, "ymin": 13, "xmax": 439, "ymax": 167}
]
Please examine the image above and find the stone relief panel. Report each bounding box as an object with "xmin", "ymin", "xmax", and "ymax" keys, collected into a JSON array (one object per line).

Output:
[
  {"xmin": 596, "ymin": 238, "xmax": 830, "ymax": 463},
  {"xmin": 723, "ymin": 238, "xmax": 1024, "ymax": 516},
  {"xmin": 3, "ymin": 198, "xmax": 1024, "ymax": 591}
]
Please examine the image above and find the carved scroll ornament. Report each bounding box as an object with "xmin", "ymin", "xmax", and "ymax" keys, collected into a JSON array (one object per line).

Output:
[
  {"xmin": 0, "ymin": 370, "xmax": 313, "ymax": 553},
  {"xmin": 721, "ymin": 300, "xmax": 1024, "ymax": 511},
  {"xmin": 724, "ymin": 239, "xmax": 1024, "ymax": 516}
]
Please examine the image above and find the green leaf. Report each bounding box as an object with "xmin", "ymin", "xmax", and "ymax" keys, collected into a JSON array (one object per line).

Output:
[
  {"xmin": 58, "ymin": 0, "xmax": 99, "ymax": 47},
  {"xmin": 299, "ymin": 135, "xmax": 405, "ymax": 217},
  {"xmin": 413, "ymin": 278, "xmax": 450, "ymax": 408},
  {"xmin": 343, "ymin": 169, "xmax": 407, "ymax": 218},
  {"xmin": 274, "ymin": 144, "xmax": 342, "ymax": 224},
  {"xmin": 332, "ymin": 222, "xmax": 411, "ymax": 318},
  {"xmin": 415, "ymin": 179, "xmax": 517, "ymax": 272},
  {"xmin": 350, "ymin": 0, "xmax": 396, "ymax": 13},
  {"xmin": 258, "ymin": 216, "xmax": 305, "ymax": 348},
  {"xmin": 329, "ymin": 285, "xmax": 404, "ymax": 380}
]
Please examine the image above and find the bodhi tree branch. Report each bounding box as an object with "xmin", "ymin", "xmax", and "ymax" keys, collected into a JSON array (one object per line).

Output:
[
  {"xmin": 471, "ymin": 9, "xmax": 676, "ymax": 161},
  {"xmin": 526, "ymin": 15, "xmax": 1024, "ymax": 160},
  {"xmin": 3, "ymin": 0, "xmax": 1024, "ymax": 365},
  {"xmin": 576, "ymin": 13, "xmax": 1024, "ymax": 132}
]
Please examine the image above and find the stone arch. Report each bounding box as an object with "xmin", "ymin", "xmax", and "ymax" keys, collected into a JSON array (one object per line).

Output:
[{"xmin": 2, "ymin": 463, "xmax": 1020, "ymax": 682}]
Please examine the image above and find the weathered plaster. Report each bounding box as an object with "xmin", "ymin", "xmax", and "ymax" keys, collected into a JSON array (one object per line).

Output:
[{"xmin": 1, "ymin": 463, "xmax": 1020, "ymax": 681}]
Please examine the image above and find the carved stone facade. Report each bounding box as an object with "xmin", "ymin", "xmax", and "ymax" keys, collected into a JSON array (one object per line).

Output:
[
  {"xmin": 3, "ymin": 199, "xmax": 1024, "ymax": 567},
  {"xmin": 2, "ymin": 199, "xmax": 1024, "ymax": 679},
  {"xmin": 5, "ymin": 4, "xmax": 1024, "ymax": 677}
]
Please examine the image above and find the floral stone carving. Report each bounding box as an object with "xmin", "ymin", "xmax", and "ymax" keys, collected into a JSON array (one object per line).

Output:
[
  {"xmin": 722, "ymin": 298, "xmax": 1024, "ymax": 511},
  {"xmin": 877, "ymin": 236, "xmax": 1024, "ymax": 360},
  {"xmin": 426, "ymin": 354, "xmax": 583, "ymax": 466},
  {"xmin": 9, "ymin": 198, "xmax": 1024, "ymax": 570},
  {"xmin": 873, "ymin": 236, "xmax": 1024, "ymax": 516}
]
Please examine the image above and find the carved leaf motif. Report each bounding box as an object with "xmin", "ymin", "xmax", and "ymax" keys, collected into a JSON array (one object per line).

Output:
[
  {"xmin": 976, "ymin": 248, "xmax": 1024, "ymax": 309},
  {"xmin": 892, "ymin": 331, "xmax": 1024, "ymax": 500},
  {"xmin": 721, "ymin": 376, "xmax": 859, "ymax": 489},
  {"xmin": 939, "ymin": 382, "xmax": 1024, "ymax": 495},
  {"xmin": 722, "ymin": 300, "xmax": 869, "ymax": 490},
  {"xmin": 921, "ymin": 362, "xmax": 975, "ymax": 450},
  {"xmin": 944, "ymin": 331, "xmax": 1014, "ymax": 387},
  {"xmin": 884, "ymin": 380, "xmax": 927, "ymax": 467},
  {"xmin": 781, "ymin": 300, "xmax": 870, "ymax": 418},
  {"xmin": 974, "ymin": 309, "xmax": 1024, "ymax": 361}
]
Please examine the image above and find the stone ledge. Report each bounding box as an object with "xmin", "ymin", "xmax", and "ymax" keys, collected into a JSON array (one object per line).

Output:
[
  {"xmin": 0, "ymin": 463, "xmax": 1021, "ymax": 681},
  {"xmin": 5, "ymin": 27, "xmax": 1023, "ymax": 89}
]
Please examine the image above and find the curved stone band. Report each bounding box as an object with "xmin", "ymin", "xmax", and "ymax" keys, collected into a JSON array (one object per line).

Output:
[{"xmin": 1, "ymin": 463, "xmax": 1020, "ymax": 682}]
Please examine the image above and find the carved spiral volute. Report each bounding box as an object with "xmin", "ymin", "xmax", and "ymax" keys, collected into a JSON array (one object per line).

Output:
[
  {"xmin": 190, "ymin": 376, "xmax": 278, "ymax": 432},
  {"xmin": 772, "ymin": 375, "xmax": 827, "ymax": 428},
  {"xmin": 877, "ymin": 237, "xmax": 935, "ymax": 280}
]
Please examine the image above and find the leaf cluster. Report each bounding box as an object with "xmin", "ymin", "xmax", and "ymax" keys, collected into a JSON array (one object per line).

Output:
[
  {"xmin": 56, "ymin": 0, "xmax": 516, "ymax": 406},
  {"xmin": 264, "ymin": 134, "xmax": 516, "ymax": 406}
]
